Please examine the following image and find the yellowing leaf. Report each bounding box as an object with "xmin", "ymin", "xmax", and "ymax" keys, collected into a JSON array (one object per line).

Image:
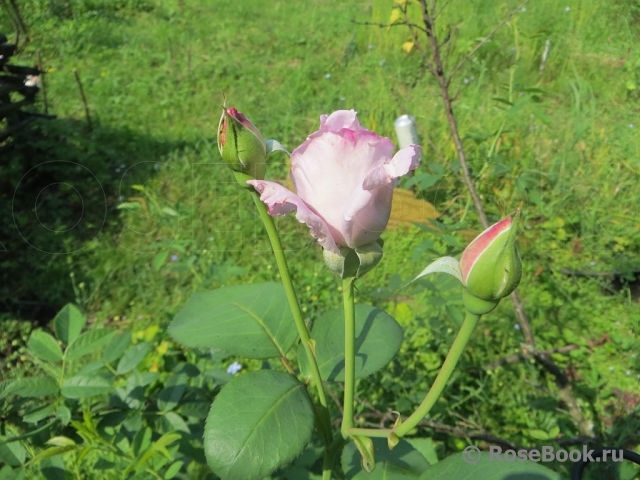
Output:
[
  {"xmin": 388, "ymin": 188, "xmax": 439, "ymax": 228},
  {"xmin": 134, "ymin": 324, "xmax": 160, "ymax": 342},
  {"xmin": 156, "ymin": 340, "xmax": 170, "ymax": 355},
  {"xmin": 402, "ymin": 41, "xmax": 415, "ymax": 53},
  {"xmin": 389, "ymin": 9, "xmax": 402, "ymax": 24}
]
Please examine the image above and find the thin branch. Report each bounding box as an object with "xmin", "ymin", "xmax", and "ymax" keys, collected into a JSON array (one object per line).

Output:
[
  {"xmin": 433, "ymin": 0, "xmax": 454, "ymax": 20},
  {"xmin": 73, "ymin": 68, "xmax": 92, "ymax": 131},
  {"xmin": 352, "ymin": 19, "xmax": 427, "ymax": 35},
  {"xmin": 510, "ymin": 290, "xmax": 535, "ymax": 347},
  {"xmin": 418, "ymin": 0, "xmax": 488, "ymax": 227},
  {"xmin": 487, "ymin": 331, "xmax": 612, "ymax": 371},
  {"xmin": 402, "ymin": 13, "xmax": 432, "ymax": 73},
  {"xmin": 485, "ymin": 343, "xmax": 580, "ymax": 370}
]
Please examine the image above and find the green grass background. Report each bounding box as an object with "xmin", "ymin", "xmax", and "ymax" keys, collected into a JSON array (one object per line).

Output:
[{"xmin": 1, "ymin": 0, "xmax": 639, "ymax": 478}]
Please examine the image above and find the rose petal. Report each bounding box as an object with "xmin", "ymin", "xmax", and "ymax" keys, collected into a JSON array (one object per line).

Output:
[
  {"xmin": 319, "ymin": 109, "xmax": 362, "ymax": 133},
  {"xmin": 362, "ymin": 144, "xmax": 421, "ymax": 190},
  {"xmin": 343, "ymin": 185, "xmax": 394, "ymax": 246},
  {"xmin": 291, "ymin": 129, "xmax": 394, "ymax": 248},
  {"xmin": 247, "ymin": 180, "xmax": 340, "ymax": 253}
]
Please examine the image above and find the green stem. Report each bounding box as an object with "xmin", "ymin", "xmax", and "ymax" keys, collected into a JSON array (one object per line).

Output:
[
  {"xmin": 393, "ymin": 311, "xmax": 479, "ymax": 438},
  {"xmin": 341, "ymin": 276, "xmax": 356, "ymax": 436},
  {"xmin": 237, "ymin": 172, "xmax": 334, "ymax": 474},
  {"xmin": 345, "ymin": 427, "xmax": 391, "ymax": 438}
]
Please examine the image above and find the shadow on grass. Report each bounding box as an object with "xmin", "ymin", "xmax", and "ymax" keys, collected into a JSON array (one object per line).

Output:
[{"xmin": 0, "ymin": 116, "xmax": 188, "ymax": 322}]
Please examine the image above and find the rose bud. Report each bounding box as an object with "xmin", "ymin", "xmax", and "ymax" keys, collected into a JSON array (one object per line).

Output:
[
  {"xmin": 459, "ymin": 216, "xmax": 522, "ymax": 314},
  {"xmin": 413, "ymin": 215, "xmax": 522, "ymax": 315},
  {"xmin": 217, "ymin": 107, "xmax": 267, "ymax": 179},
  {"xmin": 247, "ymin": 110, "xmax": 420, "ymax": 278}
]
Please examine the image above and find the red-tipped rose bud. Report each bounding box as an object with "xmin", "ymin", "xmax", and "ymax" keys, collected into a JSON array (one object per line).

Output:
[
  {"xmin": 217, "ymin": 107, "xmax": 267, "ymax": 179},
  {"xmin": 459, "ymin": 216, "xmax": 522, "ymax": 314}
]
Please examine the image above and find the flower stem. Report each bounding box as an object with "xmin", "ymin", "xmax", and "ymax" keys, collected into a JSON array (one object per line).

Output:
[
  {"xmin": 344, "ymin": 427, "xmax": 391, "ymax": 438},
  {"xmin": 341, "ymin": 276, "xmax": 357, "ymax": 436},
  {"xmin": 392, "ymin": 311, "xmax": 479, "ymax": 438},
  {"xmin": 237, "ymin": 172, "xmax": 333, "ymax": 451}
]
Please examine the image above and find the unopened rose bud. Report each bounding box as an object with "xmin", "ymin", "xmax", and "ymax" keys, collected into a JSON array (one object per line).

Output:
[
  {"xmin": 459, "ymin": 216, "xmax": 522, "ymax": 314},
  {"xmin": 217, "ymin": 107, "xmax": 267, "ymax": 179}
]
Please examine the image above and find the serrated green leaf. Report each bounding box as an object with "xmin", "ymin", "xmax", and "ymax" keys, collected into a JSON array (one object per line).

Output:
[
  {"xmin": 76, "ymin": 361, "xmax": 107, "ymax": 376},
  {"xmin": 154, "ymin": 432, "xmax": 181, "ymax": 450},
  {"xmin": 101, "ymin": 332, "xmax": 132, "ymax": 364},
  {"xmin": 128, "ymin": 432, "xmax": 181, "ymax": 475},
  {"xmin": 127, "ymin": 370, "xmax": 159, "ymax": 389},
  {"xmin": 56, "ymin": 405, "xmax": 71, "ymax": 425},
  {"xmin": 27, "ymin": 330, "xmax": 63, "ymax": 364},
  {"xmin": 407, "ymin": 438, "xmax": 440, "ymax": 466},
  {"xmin": 52, "ymin": 304, "xmax": 87, "ymax": 345},
  {"xmin": 169, "ymin": 282, "xmax": 297, "ymax": 359},
  {"xmin": 0, "ymin": 464, "xmax": 25, "ymax": 480},
  {"xmin": 299, "ymin": 305, "xmax": 403, "ymax": 382},
  {"xmin": 0, "ymin": 437, "xmax": 26, "ymax": 466},
  {"xmin": 33, "ymin": 362, "xmax": 62, "ymax": 384},
  {"xmin": 29, "ymin": 445, "xmax": 77, "ymax": 464},
  {"xmin": 159, "ymin": 412, "xmax": 190, "ymax": 433},
  {"xmin": 152, "ymin": 251, "xmax": 170, "ymax": 271},
  {"xmin": 66, "ymin": 329, "xmax": 116, "ymax": 361},
  {"xmin": 157, "ymin": 377, "xmax": 187, "ymax": 412},
  {"xmin": 132, "ymin": 427, "xmax": 153, "ymax": 457},
  {"xmin": 418, "ymin": 451, "xmax": 562, "ymax": 479},
  {"xmin": 342, "ymin": 437, "xmax": 431, "ymax": 479},
  {"xmin": 164, "ymin": 460, "xmax": 183, "ymax": 479},
  {"xmin": 0, "ymin": 376, "xmax": 58, "ymax": 399},
  {"xmin": 204, "ymin": 370, "xmax": 313, "ymax": 480},
  {"xmin": 116, "ymin": 342, "xmax": 152, "ymax": 375},
  {"xmin": 61, "ymin": 374, "xmax": 113, "ymax": 399},
  {"xmin": 23, "ymin": 404, "xmax": 56, "ymax": 424}
]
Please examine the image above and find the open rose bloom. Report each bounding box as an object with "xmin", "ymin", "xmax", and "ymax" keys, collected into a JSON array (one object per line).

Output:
[{"xmin": 248, "ymin": 110, "xmax": 420, "ymax": 277}]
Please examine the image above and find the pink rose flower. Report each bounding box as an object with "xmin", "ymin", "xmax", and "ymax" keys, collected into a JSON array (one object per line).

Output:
[{"xmin": 247, "ymin": 110, "xmax": 421, "ymax": 254}]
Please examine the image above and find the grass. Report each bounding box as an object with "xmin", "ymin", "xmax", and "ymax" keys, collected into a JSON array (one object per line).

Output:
[{"xmin": 1, "ymin": 0, "xmax": 639, "ymax": 478}]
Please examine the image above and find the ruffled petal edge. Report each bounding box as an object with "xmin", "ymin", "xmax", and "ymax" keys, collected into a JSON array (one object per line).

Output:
[
  {"xmin": 246, "ymin": 180, "xmax": 339, "ymax": 253},
  {"xmin": 362, "ymin": 144, "xmax": 422, "ymax": 190}
]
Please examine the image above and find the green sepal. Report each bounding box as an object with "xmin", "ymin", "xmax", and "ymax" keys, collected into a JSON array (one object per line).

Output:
[
  {"xmin": 323, "ymin": 240, "xmax": 383, "ymax": 279},
  {"xmin": 462, "ymin": 289, "xmax": 499, "ymax": 315},
  {"xmin": 352, "ymin": 435, "xmax": 376, "ymax": 473}
]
